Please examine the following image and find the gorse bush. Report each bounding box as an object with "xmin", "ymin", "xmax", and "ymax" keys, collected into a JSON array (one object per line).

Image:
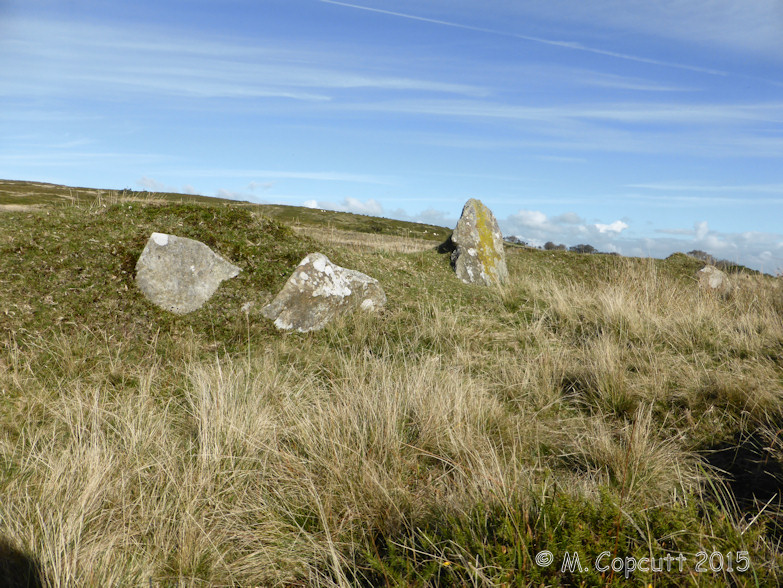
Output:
[{"xmin": 1, "ymin": 197, "xmax": 783, "ymax": 586}]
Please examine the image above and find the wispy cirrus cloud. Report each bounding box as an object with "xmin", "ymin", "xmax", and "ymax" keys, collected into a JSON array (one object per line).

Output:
[
  {"xmin": 350, "ymin": 98, "xmax": 783, "ymax": 125},
  {"xmin": 343, "ymin": 98, "xmax": 783, "ymax": 157},
  {"xmin": 623, "ymin": 182, "xmax": 783, "ymax": 206},
  {"xmin": 3, "ymin": 17, "xmax": 488, "ymax": 102},
  {"xmin": 0, "ymin": 151, "xmax": 167, "ymax": 167},
  {"xmin": 319, "ymin": 0, "xmax": 731, "ymax": 76},
  {"xmin": 178, "ymin": 168, "xmax": 393, "ymax": 185},
  {"xmin": 577, "ymin": 72, "xmax": 698, "ymax": 92},
  {"xmin": 513, "ymin": 0, "xmax": 783, "ymax": 58},
  {"xmin": 626, "ymin": 182, "xmax": 783, "ymax": 194}
]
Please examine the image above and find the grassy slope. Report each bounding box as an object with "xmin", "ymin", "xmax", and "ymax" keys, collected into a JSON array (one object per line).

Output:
[
  {"xmin": 0, "ymin": 179, "xmax": 451, "ymax": 242},
  {"xmin": 1, "ymin": 184, "xmax": 782, "ymax": 586}
]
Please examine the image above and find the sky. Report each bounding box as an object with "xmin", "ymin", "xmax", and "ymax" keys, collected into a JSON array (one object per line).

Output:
[{"xmin": 3, "ymin": 0, "xmax": 783, "ymax": 272}]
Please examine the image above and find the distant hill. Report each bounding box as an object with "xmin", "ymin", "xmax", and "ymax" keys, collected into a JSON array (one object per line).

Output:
[{"xmin": 0, "ymin": 178, "xmax": 451, "ymax": 242}]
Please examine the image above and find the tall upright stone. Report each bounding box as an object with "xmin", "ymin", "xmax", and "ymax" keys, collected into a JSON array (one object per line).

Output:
[
  {"xmin": 261, "ymin": 253, "xmax": 386, "ymax": 332},
  {"xmin": 449, "ymin": 198, "xmax": 508, "ymax": 286},
  {"xmin": 135, "ymin": 233, "xmax": 241, "ymax": 314}
]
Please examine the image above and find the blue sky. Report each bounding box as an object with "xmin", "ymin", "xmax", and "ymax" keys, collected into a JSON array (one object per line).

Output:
[{"xmin": 3, "ymin": 0, "xmax": 783, "ymax": 272}]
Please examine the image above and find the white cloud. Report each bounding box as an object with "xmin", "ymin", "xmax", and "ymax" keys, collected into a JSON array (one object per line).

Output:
[
  {"xmin": 216, "ymin": 189, "xmax": 251, "ymax": 200},
  {"xmin": 510, "ymin": 209, "xmax": 548, "ymax": 229},
  {"xmin": 248, "ymin": 181, "xmax": 275, "ymax": 192},
  {"xmin": 497, "ymin": 207, "xmax": 779, "ymax": 272},
  {"xmin": 641, "ymin": 220, "xmax": 783, "ymax": 272},
  {"xmin": 301, "ymin": 197, "xmax": 384, "ymax": 216},
  {"xmin": 695, "ymin": 220, "xmax": 709, "ymax": 240},
  {"xmin": 553, "ymin": 212, "xmax": 584, "ymax": 224},
  {"xmin": 387, "ymin": 207, "xmax": 457, "ymax": 228},
  {"xmin": 345, "ymin": 197, "xmax": 384, "ymax": 216},
  {"xmin": 656, "ymin": 227, "xmax": 695, "ymax": 236},
  {"xmin": 137, "ymin": 176, "xmax": 167, "ymax": 191},
  {"xmin": 595, "ymin": 220, "xmax": 629, "ymax": 234},
  {"xmin": 137, "ymin": 177, "xmax": 201, "ymax": 195},
  {"xmin": 502, "ymin": 208, "xmax": 634, "ymax": 251}
]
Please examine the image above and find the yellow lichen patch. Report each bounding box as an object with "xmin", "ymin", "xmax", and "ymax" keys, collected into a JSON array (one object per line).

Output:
[{"xmin": 474, "ymin": 202, "xmax": 502, "ymax": 274}]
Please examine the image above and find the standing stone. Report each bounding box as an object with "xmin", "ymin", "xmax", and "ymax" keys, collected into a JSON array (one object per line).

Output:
[
  {"xmin": 261, "ymin": 253, "xmax": 385, "ymax": 332},
  {"xmin": 135, "ymin": 233, "xmax": 241, "ymax": 314},
  {"xmin": 697, "ymin": 264, "xmax": 733, "ymax": 296},
  {"xmin": 449, "ymin": 198, "xmax": 508, "ymax": 286}
]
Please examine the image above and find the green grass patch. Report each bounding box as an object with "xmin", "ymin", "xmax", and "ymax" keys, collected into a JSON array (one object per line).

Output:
[
  {"xmin": 361, "ymin": 489, "xmax": 779, "ymax": 587},
  {"xmin": 0, "ymin": 201, "xmax": 314, "ymax": 355}
]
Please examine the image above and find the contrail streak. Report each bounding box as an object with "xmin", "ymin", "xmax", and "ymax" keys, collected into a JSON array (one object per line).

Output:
[{"xmin": 318, "ymin": 0, "xmax": 729, "ymax": 77}]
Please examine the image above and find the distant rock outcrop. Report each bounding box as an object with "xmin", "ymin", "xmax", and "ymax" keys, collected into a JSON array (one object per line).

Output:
[
  {"xmin": 261, "ymin": 252, "xmax": 385, "ymax": 332},
  {"xmin": 135, "ymin": 233, "xmax": 241, "ymax": 314},
  {"xmin": 697, "ymin": 264, "xmax": 733, "ymax": 296},
  {"xmin": 447, "ymin": 198, "xmax": 508, "ymax": 286}
]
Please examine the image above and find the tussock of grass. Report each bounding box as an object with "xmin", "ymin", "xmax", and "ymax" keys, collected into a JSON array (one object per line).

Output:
[{"xmin": 2, "ymin": 196, "xmax": 783, "ymax": 585}]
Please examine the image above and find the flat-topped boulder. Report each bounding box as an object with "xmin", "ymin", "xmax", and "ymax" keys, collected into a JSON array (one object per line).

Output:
[
  {"xmin": 449, "ymin": 198, "xmax": 508, "ymax": 286},
  {"xmin": 135, "ymin": 233, "xmax": 241, "ymax": 314},
  {"xmin": 261, "ymin": 253, "xmax": 385, "ymax": 332}
]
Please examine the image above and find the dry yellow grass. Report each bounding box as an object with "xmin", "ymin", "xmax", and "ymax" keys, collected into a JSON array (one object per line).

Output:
[
  {"xmin": 291, "ymin": 225, "xmax": 438, "ymax": 253},
  {"xmin": 0, "ymin": 204, "xmax": 42, "ymax": 212}
]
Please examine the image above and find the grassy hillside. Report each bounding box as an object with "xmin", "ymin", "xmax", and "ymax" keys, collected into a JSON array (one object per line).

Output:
[
  {"xmin": 1, "ymin": 184, "xmax": 783, "ymax": 586},
  {"xmin": 0, "ymin": 179, "xmax": 451, "ymax": 242}
]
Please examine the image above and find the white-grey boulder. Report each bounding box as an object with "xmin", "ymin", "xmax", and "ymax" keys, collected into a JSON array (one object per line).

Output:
[
  {"xmin": 261, "ymin": 253, "xmax": 385, "ymax": 332},
  {"xmin": 450, "ymin": 198, "xmax": 508, "ymax": 286},
  {"xmin": 697, "ymin": 264, "xmax": 733, "ymax": 296},
  {"xmin": 135, "ymin": 232, "xmax": 241, "ymax": 314}
]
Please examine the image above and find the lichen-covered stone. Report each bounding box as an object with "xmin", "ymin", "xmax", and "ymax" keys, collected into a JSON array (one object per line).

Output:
[
  {"xmin": 135, "ymin": 232, "xmax": 241, "ymax": 314},
  {"xmin": 697, "ymin": 264, "xmax": 733, "ymax": 296},
  {"xmin": 450, "ymin": 198, "xmax": 508, "ymax": 286},
  {"xmin": 261, "ymin": 253, "xmax": 385, "ymax": 332}
]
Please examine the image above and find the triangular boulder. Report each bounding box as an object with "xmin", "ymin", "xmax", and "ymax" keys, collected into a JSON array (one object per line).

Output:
[
  {"xmin": 261, "ymin": 253, "xmax": 385, "ymax": 332},
  {"xmin": 135, "ymin": 233, "xmax": 241, "ymax": 314}
]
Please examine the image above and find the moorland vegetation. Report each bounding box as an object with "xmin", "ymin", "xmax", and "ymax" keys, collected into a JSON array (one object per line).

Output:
[{"xmin": 1, "ymin": 180, "xmax": 782, "ymax": 586}]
